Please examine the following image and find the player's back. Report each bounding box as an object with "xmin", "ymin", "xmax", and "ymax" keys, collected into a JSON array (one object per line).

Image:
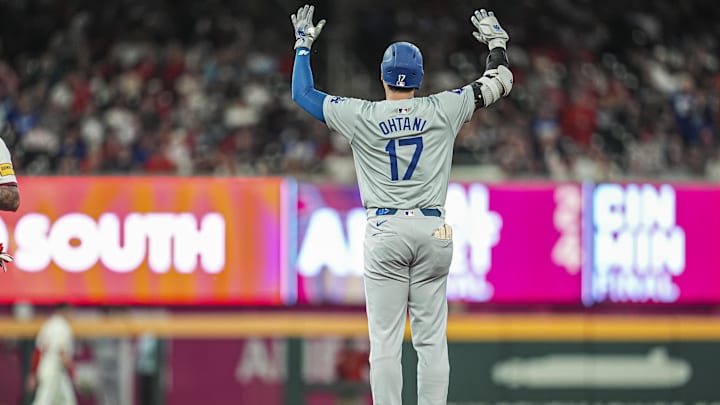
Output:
[{"xmin": 323, "ymin": 88, "xmax": 475, "ymax": 209}]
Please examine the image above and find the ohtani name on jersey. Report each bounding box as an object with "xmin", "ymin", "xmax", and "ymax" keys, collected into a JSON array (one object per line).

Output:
[{"xmin": 378, "ymin": 117, "xmax": 428, "ymax": 135}]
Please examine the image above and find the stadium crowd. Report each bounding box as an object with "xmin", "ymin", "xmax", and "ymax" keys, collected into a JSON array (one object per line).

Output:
[{"xmin": 0, "ymin": 0, "xmax": 718, "ymax": 181}]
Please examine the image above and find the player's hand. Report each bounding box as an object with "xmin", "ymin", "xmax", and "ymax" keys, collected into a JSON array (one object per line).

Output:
[
  {"xmin": 0, "ymin": 243, "xmax": 12, "ymax": 272},
  {"xmin": 471, "ymin": 9, "xmax": 509, "ymax": 50},
  {"xmin": 291, "ymin": 4, "xmax": 326, "ymax": 50}
]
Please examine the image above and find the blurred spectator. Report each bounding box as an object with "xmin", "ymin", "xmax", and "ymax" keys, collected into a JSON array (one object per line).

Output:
[
  {"xmin": 627, "ymin": 126, "xmax": 667, "ymax": 177},
  {"xmin": 335, "ymin": 339, "xmax": 369, "ymax": 405},
  {"xmin": 671, "ymin": 76, "xmax": 714, "ymax": 146},
  {"xmin": 531, "ymin": 105, "xmax": 570, "ymax": 180},
  {"xmin": 561, "ymin": 91, "xmax": 597, "ymax": 147},
  {"xmin": 136, "ymin": 333, "xmax": 162, "ymax": 405},
  {"xmin": 0, "ymin": 0, "xmax": 718, "ymax": 181}
]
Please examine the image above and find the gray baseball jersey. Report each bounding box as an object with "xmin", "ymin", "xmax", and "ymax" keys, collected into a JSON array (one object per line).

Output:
[{"xmin": 323, "ymin": 87, "xmax": 474, "ymax": 209}]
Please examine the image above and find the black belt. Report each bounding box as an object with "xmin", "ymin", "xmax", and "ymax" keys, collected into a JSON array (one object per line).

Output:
[{"xmin": 375, "ymin": 208, "xmax": 442, "ymax": 217}]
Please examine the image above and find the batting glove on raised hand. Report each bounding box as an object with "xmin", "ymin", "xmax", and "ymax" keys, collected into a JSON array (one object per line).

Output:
[
  {"xmin": 471, "ymin": 9, "xmax": 509, "ymax": 50},
  {"xmin": 291, "ymin": 4, "xmax": 326, "ymax": 50},
  {"xmin": 0, "ymin": 243, "xmax": 13, "ymax": 272}
]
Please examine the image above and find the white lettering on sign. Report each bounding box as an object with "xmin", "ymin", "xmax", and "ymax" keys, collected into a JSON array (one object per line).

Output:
[
  {"xmin": 235, "ymin": 339, "xmax": 286, "ymax": 383},
  {"xmin": 296, "ymin": 183, "xmax": 503, "ymax": 302},
  {"xmin": 445, "ymin": 183, "xmax": 502, "ymax": 301},
  {"xmin": 8, "ymin": 212, "xmax": 226, "ymax": 274},
  {"xmin": 592, "ymin": 184, "xmax": 686, "ymax": 303},
  {"xmin": 296, "ymin": 207, "xmax": 365, "ymax": 277}
]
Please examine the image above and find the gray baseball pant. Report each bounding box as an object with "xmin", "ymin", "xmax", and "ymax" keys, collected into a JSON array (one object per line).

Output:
[{"xmin": 363, "ymin": 209, "xmax": 453, "ymax": 405}]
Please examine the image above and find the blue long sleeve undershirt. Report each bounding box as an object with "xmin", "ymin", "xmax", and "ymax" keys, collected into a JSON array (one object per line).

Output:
[{"xmin": 291, "ymin": 47, "xmax": 328, "ymax": 122}]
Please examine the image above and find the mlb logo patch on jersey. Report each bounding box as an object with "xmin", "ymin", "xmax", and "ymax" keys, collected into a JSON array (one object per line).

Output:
[
  {"xmin": 398, "ymin": 107, "xmax": 410, "ymax": 114},
  {"xmin": 403, "ymin": 210, "xmax": 415, "ymax": 217}
]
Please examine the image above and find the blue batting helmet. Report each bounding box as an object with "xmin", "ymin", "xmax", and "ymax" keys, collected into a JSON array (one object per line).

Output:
[{"xmin": 381, "ymin": 42, "xmax": 424, "ymax": 89}]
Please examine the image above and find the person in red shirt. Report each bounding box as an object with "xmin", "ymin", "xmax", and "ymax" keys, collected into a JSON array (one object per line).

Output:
[
  {"xmin": 561, "ymin": 91, "xmax": 597, "ymax": 146},
  {"xmin": 335, "ymin": 339, "xmax": 369, "ymax": 405}
]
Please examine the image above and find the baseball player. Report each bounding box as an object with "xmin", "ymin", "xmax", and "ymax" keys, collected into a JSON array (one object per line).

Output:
[
  {"xmin": 27, "ymin": 303, "xmax": 77, "ymax": 405},
  {"xmin": 290, "ymin": 5, "xmax": 512, "ymax": 404},
  {"xmin": 0, "ymin": 133, "xmax": 18, "ymax": 270}
]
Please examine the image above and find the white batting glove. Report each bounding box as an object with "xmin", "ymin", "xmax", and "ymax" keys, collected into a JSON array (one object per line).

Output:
[
  {"xmin": 471, "ymin": 9, "xmax": 509, "ymax": 50},
  {"xmin": 291, "ymin": 4, "xmax": 326, "ymax": 50},
  {"xmin": 0, "ymin": 243, "xmax": 13, "ymax": 272},
  {"xmin": 432, "ymin": 224, "xmax": 453, "ymax": 240}
]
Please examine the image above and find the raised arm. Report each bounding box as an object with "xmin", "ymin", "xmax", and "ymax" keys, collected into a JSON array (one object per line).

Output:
[
  {"xmin": 469, "ymin": 9, "xmax": 513, "ymax": 109},
  {"xmin": 290, "ymin": 5, "xmax": 329, "ymax": 122}
]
